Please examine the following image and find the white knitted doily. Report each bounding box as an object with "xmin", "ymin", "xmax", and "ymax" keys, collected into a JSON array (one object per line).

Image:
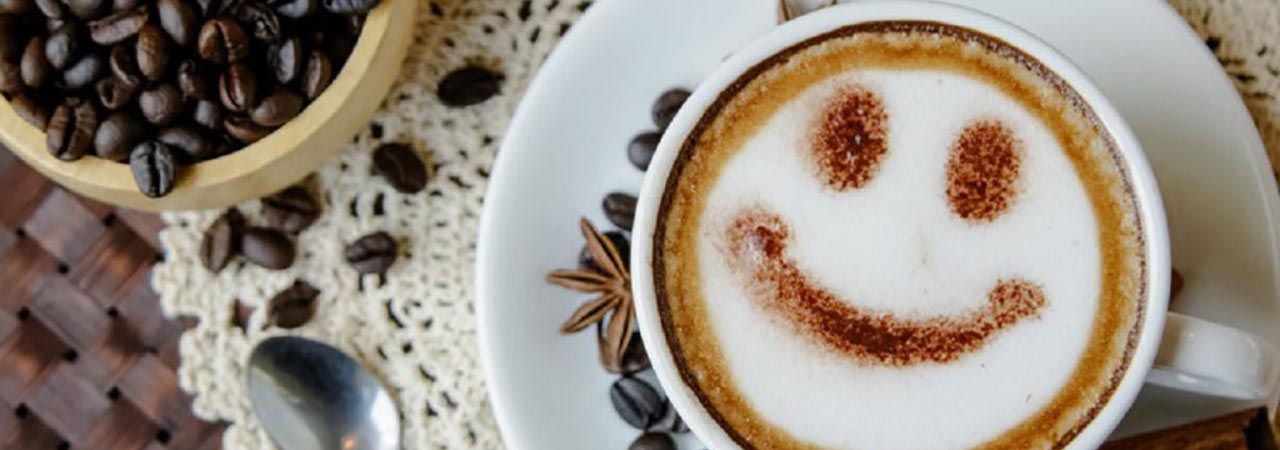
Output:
[{"xmin": 152, "ymin": 1, "xmax": 1280, "ymax": 449}]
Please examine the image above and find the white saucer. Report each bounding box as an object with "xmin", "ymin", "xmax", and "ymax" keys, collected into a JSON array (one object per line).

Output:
[{"xmin": 476, "ymin": 0, "xmax": 1280, "ymax": 448}]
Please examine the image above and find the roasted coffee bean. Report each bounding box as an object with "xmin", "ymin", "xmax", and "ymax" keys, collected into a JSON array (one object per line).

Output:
[
  {"xmin": 267, "ymin": 280, "xmax": 318, "ymax": 328},
  {"xmin": 223, "ymin": 115, "xmax": 272, "ymax": 143},
  {"xmin": 34, "ymin": 0, "xmax": 62, "ymax": 18},
  {"xmin": 88, "ymin": 7, "xmax": 149, "ymax": 45},
  {"xmin": 200, "ymin": 207, "xmax": 244, "ymax": 273},
  {"xmin": 651, "ymin": 88, "xmax": 690, "ymax": 130},
  {"xmin": 627, "ymin": 131, "xmax": 660, "ymax": 171},
  {"xmin": 617, "ymin": 331, "xmax": 649, "ymax": 374},
  {"xmin": 0, "ymin": 0, "xmax": 34, "ymax": 14},
  {"xmin": 60, "ymin": 51, "xmax": 105, "ymax": 89},
  {"xmin": 177, "ymin": 59, "xmax": 212, "ymax": 100},
  {"xmin": 242, "ymin": 226, "xmax": 294, "ymax": 269},
  {"xmin": 136, "ymin": 24, "xmax": 170, "ymax": 81},
  {"xmin": 372, "ymin": 143, "xmax": 428, "ymax": 194},
  {"xmin": 610, "ymin": 377, "xmax": 665, "ymax": 430},
  {"xmin": 139, "ymin": 83, "xmax": 183, "ymax": 125},
  {"xmin": 129, "ymin": 141, "xmax": 177, "ymax": 197},
  {"xmin": 268, "ymin": 36, "xmax": 303, "ymax": 84},
  {"xmin": 11, "ymin": 95, "xmax": 51, "ymax": 129},
  {"xmin": 157, "ymin": 0, "xmax": 197, "ymax": 46},
  {"xmin": 236, "ymin": 1, "xmax": 280, "ymax": 42},
  {"xmin": 192, "ymin": 99, "xmax": 224, "ymax": 129},
  {"xmin": 250, "ymin": 89, "xmax": 302, "ymax": 126},
  {"xmin": 654, "ymin": 402, "xmax": 689, "ymax": 434},
  {"xmin": 64, "ymin": 0, "xmax": 106, "ymax": 19},
  {"xmin": 191, "ymin": 0, "xmax": 216, "ymax": 16},
  {"xmin": 46, "ymin": 98, "xmax": 98, "ymax": 161},
  {"xmin": 0, "ymin": 61, "xmax": 23, "ymax": 95},
  {"xmin": 437, "ymin": 66, "xmax": 502, "ymax": 107},
  {"xmin": 21, "ymin": 36, "xmax": 54, "ymax": 89},
  {"xmin": 628, "ymin": 433, "xmax": 675, "ymax": 450},
  {"xmin": 269, "ymin": 0, "xmax": 314, "ymax": 19},
  {"xmin": 108, "ymin": 44, "xmax": 142, "ymax": 86},
  {"xmin": 93, "ymin": 111, "xmax": 146, "ymax": 160},
  {"xmin": 300, "ymin": 49, "xmax": 330, "ymax": 100},
  {"xmin": 45, "ymin": 23, "xmax": 85, "ymax": 70},
  {"xmin": 262, "ymin": 185, "xmax": 320, "ymax": 233},
  {"xmin": 578, "ymin": 230, "xmax": 629, "ymax": 272},
  {"xmin": 0, "ymin": 18, "xmax": 26, "ymax": 60},
  {"xmin": 344, "ymin": 231, "xmax": 397, "ymax": 275},
  {"xmin": 157, "ymin": 125, "xmax": 214, "ymax": 162},
  {"xmin": 219, "ymin": 62, "xmax": 256, "ymax": 113},
  {"xmin": 112, "ymin": 0, "xmax": 140, "ymax": 11},
  {"xmin": 95, "ymin": 75, "xmax": 137, "ymax": 109},
  {"xmin": 602, "ymin": 192, "xmax": 637, "ymax": 231},
  {"xmin": 320, "ymin": 0, "xmax": 375, "ymax": 14},
  {"xmin": 197, "ymin": 18, "xmax": 249, "ymax": 64}
]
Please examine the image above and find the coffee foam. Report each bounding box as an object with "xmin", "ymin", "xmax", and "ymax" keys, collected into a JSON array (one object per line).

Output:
[{"xmin": 652, "ymin": 22, "xmax": 1145, "ymax": 450}]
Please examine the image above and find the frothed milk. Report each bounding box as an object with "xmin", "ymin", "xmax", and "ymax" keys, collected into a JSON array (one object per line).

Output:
[{"xmin": 651, "ymin": 22, "xmax": 1146, "ymax": 449}]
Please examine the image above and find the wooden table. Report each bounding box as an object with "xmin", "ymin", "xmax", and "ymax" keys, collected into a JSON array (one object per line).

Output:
[{"xmin": 0, "ymin": 146, "xmax": 224, "ymax": 449}]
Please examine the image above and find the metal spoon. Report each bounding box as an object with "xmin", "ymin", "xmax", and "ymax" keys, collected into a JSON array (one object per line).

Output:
[{"xmin": 247, "ymin": 336, "xmax": 401, "ymax": 450}]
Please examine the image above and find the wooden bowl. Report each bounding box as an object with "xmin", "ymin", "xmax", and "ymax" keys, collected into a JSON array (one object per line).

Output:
[{"xmin": 0, "ymin": 0, "xmax": 416, "ymax": 211}]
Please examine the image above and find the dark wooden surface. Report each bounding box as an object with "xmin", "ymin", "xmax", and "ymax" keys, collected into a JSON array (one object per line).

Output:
[{"xmin": 0, "ymin": 146, "xmax": 224, "ymax": 450}]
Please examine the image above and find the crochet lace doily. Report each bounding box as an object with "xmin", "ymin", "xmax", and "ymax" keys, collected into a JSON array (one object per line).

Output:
[{"xmin": 151, "ymin": 1, "xmax": 1280, "ymax": 449}]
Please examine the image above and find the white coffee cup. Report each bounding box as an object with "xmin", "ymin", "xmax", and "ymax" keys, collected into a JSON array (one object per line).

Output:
[{"xmin": 629, "ymin": 2, "xmax": 1280, "ymax": 449}]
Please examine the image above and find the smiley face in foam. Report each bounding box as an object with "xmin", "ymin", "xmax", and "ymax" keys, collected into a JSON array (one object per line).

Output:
[{"xmin": 722, "ymin": 86, "xmax": 1047, "ymax": 366}]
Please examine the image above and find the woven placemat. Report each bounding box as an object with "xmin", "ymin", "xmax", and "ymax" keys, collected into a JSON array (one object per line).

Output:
[
  {"xmin": 0, "ymin": 148, "xmax": 225, "ymax": 449},
  {"xmin": 150, "ymin": 1, "xmax": 1280, "ymax": 449}
]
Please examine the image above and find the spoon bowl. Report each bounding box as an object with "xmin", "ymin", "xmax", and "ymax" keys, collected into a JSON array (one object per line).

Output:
[{"xmin": 247, "ymin": 336, "xmax": 400, "ymax": 450}]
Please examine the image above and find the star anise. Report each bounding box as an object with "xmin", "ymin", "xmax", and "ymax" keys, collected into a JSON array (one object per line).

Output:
[{"xmin": 546, "ymin": 218, "xmax": 635, "ymax": 373}]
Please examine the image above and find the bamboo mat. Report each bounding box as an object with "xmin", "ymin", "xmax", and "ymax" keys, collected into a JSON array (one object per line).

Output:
[{"xmin": 0, "ymin": 148, "xmax": 224, "ymax": 449}]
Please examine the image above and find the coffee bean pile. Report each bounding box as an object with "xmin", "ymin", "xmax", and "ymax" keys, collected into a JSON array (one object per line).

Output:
[{"xmin": 0, "ymin": 0, "xmax": 379, "ymax": 198}]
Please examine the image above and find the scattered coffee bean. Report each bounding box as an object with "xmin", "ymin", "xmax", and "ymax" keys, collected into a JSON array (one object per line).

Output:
[
  {"xmin": 136, "ymin": 24, "xmax": 170, "ymax": 81},
  {"xmin": 88, "ymin": 6, "xmax": 148, "ymax": 44},
  {"xmin": 11, "ymin": 95, "xmax": 51, "ymax": 129},
  {"xmin": 157, "ymin": 125, "xmax": 215, "ymax": 162},
  {"xmin": 223, "ymin": 115, "xmax": 273, "ymax": 143},
  {"xmin": 219, "ymin": 62, "xmax": 258, "ymax": 113},
  {"xmin": 21, "ymin": 36, "xmax": 54, "ymax": 88},
  {"xmin": 192, "ymin": 99, "xmax": 224, "ymax": 130},
  {"xmin": 96, "ymin": 75, "xmax": 138, "ymax": 109},
  {"xmin": 629, "ymin": 433, "xmax": 675, "ymax": 450},
  {"xmin": 0, "ymin": 61, "xmax": 23, "ymax": 95},
  {"xmin": 320, "ymin": 0, "xmax": 376, "ymax": 15},
  {"xmin": 242, "ymin": 226, "xmax": 295, "ymax": 269},
  {"xmin": 176, "ymin": 59, "xmax": 212, "ymax": 100},
  {"xmin": 579, "ymin": 231, "xmax": 629, "ymax": 272},
  {"xmin": 199, "ymin": 207, "xmax": 244, "ymax": 273},
  {"xmin": 237, "ymin": 1, "xmax": 281, "ymax": 43},
  {"xmin": 59, "ymin": 51, "xmax": 105, "ymax": 89},
  {"xmin": 63, "ymin": 0, "xmax": 104, "ymax": 20},
  {"xmin": 344, "ymin": 231, "xmax": 397, "ymax": 275},
  {"xmin": 108, "ymin": 43, "xmax": 142, "ymax": 85},
  {"xmin": 46, "ymin": 98, "xmax": 98, "ymax": 161},
  {"xmin": 33, "ymin": 0, "xmax": 62, "ymax": 18},
  {"xmin": 267, "ymin": 280, "xmax": 319, "ymax": 328},
  {"xmin": 262, "ymin": 185, "xmax": 320, "ymax": 233},
  {"xmin": 269, "ymin": 36, "xmax": 304, "ymax": 84},
  {"xmin": 156, "ymin": 0, "xmax": 197, "ymax": 46},
  {"xmin": 301, "ymin": 49, "xmax": 331, "ymax": 100},
  {"xmin": 251, "ymin": 89, "xmax": 304, "ymax": 126},
  {"xmin": 654, "ymin": 401, "xmax": 688, "ymax": 433},
  {"xmin": 627, "ymin": 132, "xmax": 660, "ymax": 171},
  {"xmin": 372, "ymin": 142, "xmax": 429, "ymax": 194},
  {"xmin": 113, "ymin": 0, "xmax": 141, "ymax": 12},
  {"xmin": 139, "ymin": 83, "xmax": 184, "ymax": 126},
  {"xmin": 129, "ymin": 141, "xmax": 177, "ymax": 197},
  {"xmin": 610, "ymin": 377, "xmax": 666, "ymax": 430},
  {"xmin": 197, "ymin": 17, "xmax": 249, "ymax": 64},
  {"xmin": 45, "ymin": 23, "xmax": 84, "ymax": 70},
  {"xmin": 602, "ymin": 192, "xmax": 638, "ymax": 231},
  {"xmin": 651, "ymin": 88, "xmax": 690, "ymax": 130},
  {"xmin": 437, "ymin": 66, "xmax": 502, "ymax": 107},
  {"xmin": 618, "ymin": 331, "xmax": 649, "ymax": 374},
  {"xmin": 271, "ymin": 0, "xmax": 316, "ymax": 18},
  {"xmin": 94, "ymin": 111, "xmax": 146, "ymax": 160}
]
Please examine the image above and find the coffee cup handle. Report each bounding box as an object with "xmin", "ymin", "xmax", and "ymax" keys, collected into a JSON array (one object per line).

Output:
[{"xmin": 1148, "ymin": 312, "xmax": 1280, "ymax": 402}]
